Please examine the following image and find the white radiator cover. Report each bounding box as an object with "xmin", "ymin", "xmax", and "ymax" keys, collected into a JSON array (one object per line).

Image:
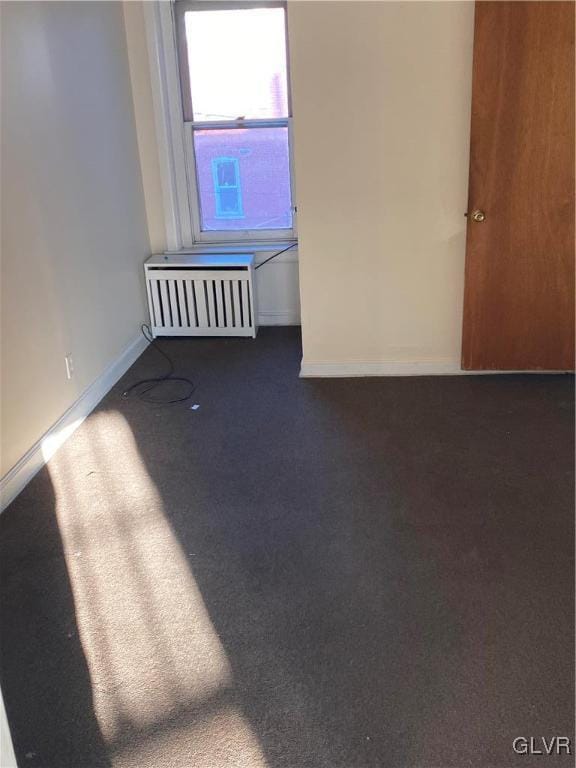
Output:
[{"xmin": 144, "ymin": 253, "xmax": 257, "ymax": 338}]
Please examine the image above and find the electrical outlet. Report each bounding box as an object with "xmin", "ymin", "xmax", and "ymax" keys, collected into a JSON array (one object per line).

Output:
[{"xmin": 64, "ymin": 354, "xmax": 74, "ymax": 380}]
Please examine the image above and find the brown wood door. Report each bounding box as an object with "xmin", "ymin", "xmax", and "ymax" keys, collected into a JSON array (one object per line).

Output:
[{"xmin": 462, "ymin": 1, "xmax": 575, "ymax": 371}]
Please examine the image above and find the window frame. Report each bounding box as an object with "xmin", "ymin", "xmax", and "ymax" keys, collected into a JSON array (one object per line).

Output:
[{"xmin": 173, "ymin": 0, "xmax": 296, "ymax": 243}]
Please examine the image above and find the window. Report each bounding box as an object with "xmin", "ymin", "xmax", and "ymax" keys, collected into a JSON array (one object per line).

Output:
[
  {"xmin": 212, "ymin": 157, "xmax": 243, "ymax": 219},
  {"xmin": 175, "ymin": 1, "xmax": 294, "ymax": 241}
]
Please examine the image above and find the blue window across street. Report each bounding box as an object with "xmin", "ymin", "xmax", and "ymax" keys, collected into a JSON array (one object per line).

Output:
[{"xmin": 212, "ymin": 157, "xmax": 243, "ymax": 219}]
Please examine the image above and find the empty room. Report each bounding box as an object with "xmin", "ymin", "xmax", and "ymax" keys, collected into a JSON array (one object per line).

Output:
[{"xmin": 0, "ymin": 1, "xmax": 574, "ymax": 767}]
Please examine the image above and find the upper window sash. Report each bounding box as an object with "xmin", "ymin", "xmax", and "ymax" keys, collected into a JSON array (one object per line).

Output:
[
  {"xmin": 176, "ymin": 0, "xmax": 286, "ymax": 12},
  {"xmin": 174, "ymin": 0, "xmax": 291, "ymax": 124}
]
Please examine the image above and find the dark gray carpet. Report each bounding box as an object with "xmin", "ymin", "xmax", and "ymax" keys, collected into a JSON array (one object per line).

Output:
[{"xmin": 1, "ymin": 327, "xmax": 574, "ymax": 768}]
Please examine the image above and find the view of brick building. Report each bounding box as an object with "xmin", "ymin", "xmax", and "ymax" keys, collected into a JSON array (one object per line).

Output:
[{"xmin": 194, "ymin": 128, "xmax": 292, "ymax": 231}]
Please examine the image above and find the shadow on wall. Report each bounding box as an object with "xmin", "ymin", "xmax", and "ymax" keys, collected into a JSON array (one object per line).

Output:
[{"xmin": 0, "ymin": 331, "xmax": 574, "ymax": 767}]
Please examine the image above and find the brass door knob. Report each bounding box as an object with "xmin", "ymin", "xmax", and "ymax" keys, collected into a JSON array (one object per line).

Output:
[{"xmin": 471, "ymin": 210, "xmax": 486, "ymax": 222}]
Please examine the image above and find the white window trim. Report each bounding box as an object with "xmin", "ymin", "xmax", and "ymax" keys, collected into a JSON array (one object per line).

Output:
[{"xmin": 143, "ymin": 0, "xmax": 297, "ymax": 248}]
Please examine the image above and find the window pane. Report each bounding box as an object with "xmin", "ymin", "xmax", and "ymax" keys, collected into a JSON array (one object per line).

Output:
[
  {"xmin": 194, "ymin": 127, "xmax": 292, "ymax": 231},
  {"xmin": 184, "ymin": 8, "xmax": 289, "ymax": 121}
]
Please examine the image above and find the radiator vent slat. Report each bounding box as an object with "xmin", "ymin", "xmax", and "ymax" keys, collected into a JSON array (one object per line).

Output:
[
  {"xmin": 222, "ymin": 280, "xmax": 231, "ymax": 327},
  {"xmin": 215, "ymin": 281, "xmax": 224, "ymax": 328},
  {"xmin": 184, "ymin": 281, "xmax": 196, "ymax": 328},
  {"xmin": 231, "ymin": 281, "xmax": 239, "ymax": 328},
  {"xmin": 177, "ymin": 280, "xmax": 188, "ymax": 327},
  {"xmin": 242, "ymin": 281, "xmax": 251, "ymax": 328},
  {"xmin": 195, "ymin": 281, "xmax": 208, "ymax": 328},
  {"xmin": 207, "ymin": 281, "xmax": 217, "ymax": 327},
  {"xmin": 159, "ymin": 281, "xmax": 170, "ymax": 326},
  {"xmin": 151, "ymin": 281, "xmax": 162, "ymax": 327},
  {"xmin": 167, "ymin": 280, "xmax": 178, "ymax": 327}
]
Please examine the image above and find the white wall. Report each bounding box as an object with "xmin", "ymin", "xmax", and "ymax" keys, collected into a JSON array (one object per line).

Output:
[
  {"xmin": 288, "ymin": 1, "xmax": 475, "ymax": 374},
  {"xmin": 1, "ymin": 1, "xmax": 150, "ymax": 477},
  {"xmin": 123, "ymin": 0, "xmax": 167, "ymax": 255}
]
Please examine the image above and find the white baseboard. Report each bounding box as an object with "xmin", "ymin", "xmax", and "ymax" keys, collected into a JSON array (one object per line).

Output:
[
  {"xmin": 258, "ymin": 311, "xmax": 301, "ymax": 326},
  {"xmin": 300, "ymin": 358, "xmax": 462, "ymax": 377},
  {"xmin": 0, "ymin": 332, "xmax": 149, "ymax": 513},
  {"xmin": 300, "ymin": 358, "xmax": 572, "ymax": 377}
]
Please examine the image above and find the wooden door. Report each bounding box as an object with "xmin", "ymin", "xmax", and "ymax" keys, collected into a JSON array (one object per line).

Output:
[{"xmin": 462, "ymin": 1, "xmax": 575, "ymax": 371}]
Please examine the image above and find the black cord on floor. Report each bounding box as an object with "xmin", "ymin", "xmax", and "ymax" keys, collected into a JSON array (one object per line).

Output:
[
  {"xmin": 121, "ymin": 324, "xmax": 196, "ymax": 405},
  {"xmin": 122, "ymin": 244, "xmax": 297, "ymax": 404},
  {"xmin": 254, "ymin": 242, "xmax": 297, "ymax": 270}
]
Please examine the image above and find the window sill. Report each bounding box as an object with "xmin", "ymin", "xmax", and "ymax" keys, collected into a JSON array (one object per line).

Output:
[{"xmin": 163, "ymin": 240, "xmax": 299, "ymax": 264}]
